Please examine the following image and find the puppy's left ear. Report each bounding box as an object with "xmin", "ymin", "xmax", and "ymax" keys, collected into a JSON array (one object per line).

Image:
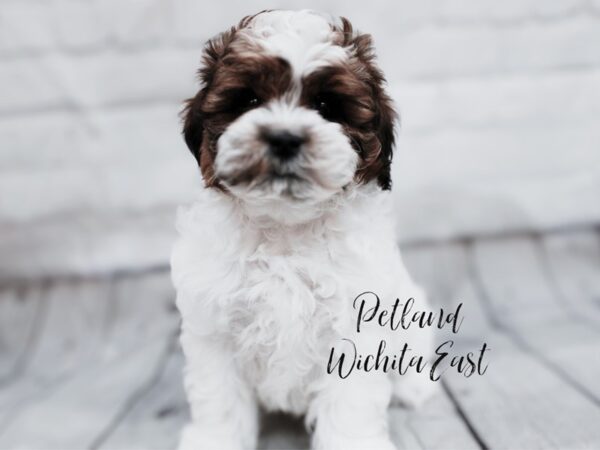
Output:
[
  {"xmin": 339, "ymin": 17, "xmax": 397, "ymax": 190},
  {"xmin": 356, "ymin": 31, "xmax": 397, "ymax": 191},
  {"xmin": 370, "ymin": 75, "xmax": 396, "ymax": 190}
]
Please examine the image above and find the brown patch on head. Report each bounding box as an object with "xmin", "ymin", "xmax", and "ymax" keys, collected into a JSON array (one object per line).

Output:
[
  {"xmin": 323, "ymin": 17, "xmax": 397, "ymax": 190},
  {"xmin": 182, "ymin": 12, "xmax": 396, "ymax": 192},
  {"xmin": 181, "ymin": 13, "xmax": 293, "ymax": 188}
]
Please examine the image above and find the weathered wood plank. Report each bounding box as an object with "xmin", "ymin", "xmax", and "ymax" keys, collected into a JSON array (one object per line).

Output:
[
  {"xmin": 401, "ymin": 241, "xmax": 470, "ymax": 308},
  {"xmin": 0, "ymin": 334, "xmax": 172, "ymax": 449},
  {"xmin": 17, "ymin": 279, "xmax": 111, "ymax": 378},
  {"xmin": 472, "ymin": 236, "xmax": 600, "ymax": 403},
  {"xmin": 0, "ymin": 284, "xmax": 46, "ymax": 383},
  {"xmin": 0, "ymin": 271, "xmax": 179, "ymax": 448},
  {"xmin": 398, "ymin": 243, "xmax": 484, "ymax": 449},
  {"xmin": 390, "ymin": 391, "xmax": 481, "ymax": 450},
  {"xmin": 0, "ymin": 279, "xmax": 111, "ymax": 433},
  {"xmin": 443, "ymin": 269, "xmax": 600, "ymax": 449},
  {"xmin": 471, "ymin": 236, "xmax": 570, "ymax": 324},
  {"xmin": 95, "ymin": 347, "xmax": 188, "ymax": 450},
  {"xmin": 541, "ymin": 230, "xmax": 600, "ymax": 324},
  {"xmin": 405, "ymin": 240, "xmax": 512, "ymax": 357},
  {"xmin": 405, "ymin": 238, "xmax": 600, "ymax": 448},
  {"xmin": 101, "ymin": 271, "xmax": 178, "ymax": 355}
]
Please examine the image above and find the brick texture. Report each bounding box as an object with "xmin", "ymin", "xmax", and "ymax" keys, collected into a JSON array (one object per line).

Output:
[{"xmin": 0, "ymin": 0, "xmax": 598, "ymax": 280}]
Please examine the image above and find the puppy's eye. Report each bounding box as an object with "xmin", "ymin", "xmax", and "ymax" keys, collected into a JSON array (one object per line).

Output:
[
  {"xmin": 315, "ymin": 98, "xmax": 329, "ymax": 114},
  {"xmin": 237, "ymin": 89, "xmax": 261, "ymax": 110},
  {"xmin": 312, "ymin": 93, "xmax": 342, "ymax": 121}
]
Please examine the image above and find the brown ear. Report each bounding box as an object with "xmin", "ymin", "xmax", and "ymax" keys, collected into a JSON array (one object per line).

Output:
[
  {"xmin": 338, "ymin": 17, "xmax": 397, "ymax": 190},
  {"xmin": 370, "ymin": 75, "xmax": 396, "ymax": 190},
  {"xmin": 181, "ymin": 88, "xmax": 208, "ymax": 165},
  {"xmin": 180, "ymin": 25, "xmax": 239, "ymax": 165}
]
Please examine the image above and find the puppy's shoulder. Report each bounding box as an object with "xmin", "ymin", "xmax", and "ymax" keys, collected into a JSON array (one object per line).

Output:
[
  {"xmin": 175, "ymin": 189, "xmax": 238, "ymax": 237},
  {"xmin": 170, "ymin": 189, "xmax": 244, "ymax": 290}
]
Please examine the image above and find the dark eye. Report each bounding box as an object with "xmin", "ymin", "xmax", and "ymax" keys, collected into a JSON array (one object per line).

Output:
[
  {"xmin": 237, "ymin": 89, "xmax": 261, "ymax": 110},
  {"xmin": 312, "ymin": 93, "xmax": 342, "ymax": 121},
  {"xmin": 315, "ymin": 97, "xmax": 329, "ymax": 114}
]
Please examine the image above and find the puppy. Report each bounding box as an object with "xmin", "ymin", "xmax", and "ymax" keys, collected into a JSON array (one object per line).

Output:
[{"xmin": 171, "ymin": 10, "xmax": 435, "ymax": 450}]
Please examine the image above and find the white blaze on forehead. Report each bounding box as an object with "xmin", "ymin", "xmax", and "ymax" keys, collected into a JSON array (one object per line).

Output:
[{"xmin": 242, "ymin": 10, "xmax": 348, "ymax": 77}]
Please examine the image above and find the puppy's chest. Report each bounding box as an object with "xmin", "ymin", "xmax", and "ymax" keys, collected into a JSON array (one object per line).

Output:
[
  {"xmin": 227, "ymin": 249, "xmax": 342, "ymax": 353},
  {"xmin": 222, "ymin": 243, "xmax": 348, "ymax": 410}
]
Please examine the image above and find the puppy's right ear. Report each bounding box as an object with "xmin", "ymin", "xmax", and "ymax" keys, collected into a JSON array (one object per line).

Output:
[
  {"xmin": 181, "ymin": 25, "xmax": 240, "ymax": 166},
  {"xmin": 181, "ymin": 89, "xmax": 207, "ymax": 164}
]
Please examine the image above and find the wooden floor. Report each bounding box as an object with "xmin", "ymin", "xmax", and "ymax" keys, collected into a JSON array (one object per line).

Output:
[{"xmin": 1, "ymin": 229, "xmax": 600, "ymax": 449}]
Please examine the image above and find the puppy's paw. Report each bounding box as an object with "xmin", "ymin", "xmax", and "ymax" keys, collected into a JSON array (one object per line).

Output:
[
  {"xmin": 359, "ymin": 437, "xmax": 397, "ymax": 450},
  {"xmin": 391, "ymin": 374, "xmax": 439, "ymax": 409},
  {"xmin": 178, "ymin": 424, "xmax": 244, "ymax": 450},
  {"xmin": 313, "ymin": 435, "xmax": 397, "ymax": 450}
]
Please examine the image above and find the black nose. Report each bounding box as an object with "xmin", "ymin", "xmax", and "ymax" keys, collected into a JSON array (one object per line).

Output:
[{"xmin": 265, "ymin": 131, "xmax": 305, "ymax": 160}]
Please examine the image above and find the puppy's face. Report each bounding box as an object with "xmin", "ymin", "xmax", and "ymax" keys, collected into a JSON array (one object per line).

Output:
[{"xmin": 182, "ymin": 11, "xmax": 396, "ymax": 217}]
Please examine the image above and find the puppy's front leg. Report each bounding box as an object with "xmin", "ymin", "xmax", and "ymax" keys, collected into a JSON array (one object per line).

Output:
[
  {"xmin": 178, "ymin": 329, "xmax": 258, "ymax": 450},
  {"xmin": 309, "ymin": 371, "xmax": 396, "ymax": 450}
]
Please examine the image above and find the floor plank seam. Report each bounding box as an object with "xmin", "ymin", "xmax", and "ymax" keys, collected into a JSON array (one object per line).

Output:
[
  {"xmin": 533, "ymin": 235, "xmax": 600, "ymax": 332},
  {"xmin": 0, "ymin": 330, "xmax": 178, "ymax": 439},
  {"xmin": 465, "ymin": 242, "xmax": 600, "ymax": 409},
  {"xmin": 400, "ymin": 223, "xmax": 600, "ymax": 250},
  {"xmin": 440, "ymin": 380, "xmax": 488, "ymax": 450},
  {"xmin": 0, "ymin": 264, "xmax": 170, "ymax": 292},
  {"xmin": 89, "ymin": 330, "xmax": 180, "ymax": 450},
  {"xmin": 100, "ymin": 274, "xmax": 120, "ymax": 341},
  {"xmin": 0, "ymin": 284, "xmax": 50, "ymax": 388},
  {"xmin": 0, "ymin": 366, "xmax": 73, "ymax": 436}
]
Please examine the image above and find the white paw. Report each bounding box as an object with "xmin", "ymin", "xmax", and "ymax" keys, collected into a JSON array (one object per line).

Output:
[
  {"xmin": 391, "ymin": 373, "xmax": 439, "ymax": 409},
  {"xmin": 361, "ymin": 437, "xmax": 397, "ymax": 450},
  {"xmin": 178, "ymin": 424, "xmax": 245, "ymax": 450},
  {"xmin": 313, "ymin": 435, "xmax": 397, "ymax": 450}
]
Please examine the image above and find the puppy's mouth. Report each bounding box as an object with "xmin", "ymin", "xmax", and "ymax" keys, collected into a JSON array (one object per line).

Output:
[
  {"xmin": 255, "ymin": 169, "xmax": 307, "ymax": 193},
  {"xmin": 225, "ymin": 164, "xmax": 312, "ymax": 201},
  {"xmin": 269, "ymin": 170, "xmax": 303, "ymax": 182},
  {"xmin": 219, "ymin": 157, "xmax": 306, "ymax": 186}
]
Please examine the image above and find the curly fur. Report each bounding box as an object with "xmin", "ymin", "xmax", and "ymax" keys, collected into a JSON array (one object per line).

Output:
[{"xmin": 172, "ymin": 10, "xmax": 435, "ymax": 450}]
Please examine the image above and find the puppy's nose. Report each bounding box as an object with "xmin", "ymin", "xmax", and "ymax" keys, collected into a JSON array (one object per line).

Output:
[{"xmin": 265, "ymin": 131, "xmax": 305, "ymax": 160}]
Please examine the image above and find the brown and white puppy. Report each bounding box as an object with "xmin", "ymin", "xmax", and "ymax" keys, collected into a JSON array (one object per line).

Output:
[{"xmin": 172, "ymin": 10, "xmax": 435, "ymax": 450}]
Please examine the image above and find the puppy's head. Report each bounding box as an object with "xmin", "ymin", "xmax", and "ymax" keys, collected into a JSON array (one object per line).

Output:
[{"xmin": 182, "ymin": 10, "xmax": 396, "ymax": 220}]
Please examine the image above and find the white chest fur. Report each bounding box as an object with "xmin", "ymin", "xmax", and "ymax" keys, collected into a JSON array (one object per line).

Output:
[{"xmin": 171, "ymin": 185, "xmax": 411, "ymax": 413}]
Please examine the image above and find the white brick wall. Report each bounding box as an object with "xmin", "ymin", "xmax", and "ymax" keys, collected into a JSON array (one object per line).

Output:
[{"xmin": 1, "ymin": 0, "xmax": 599, "ymax": 280}]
